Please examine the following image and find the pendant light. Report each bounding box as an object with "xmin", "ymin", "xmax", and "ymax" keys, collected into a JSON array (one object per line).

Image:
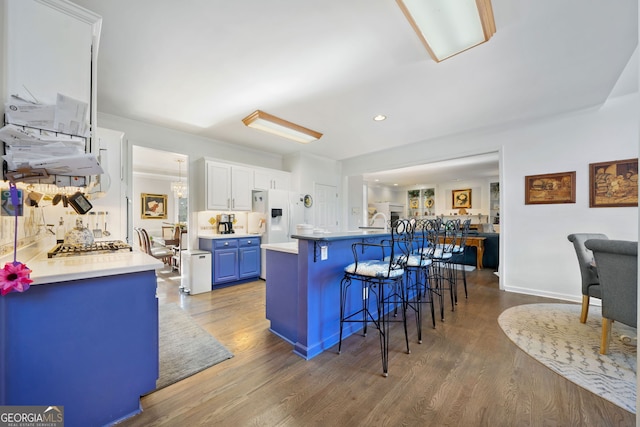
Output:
[{"xmin": 171, "ymin": 159, "xmax": 187, "ymax": 198}]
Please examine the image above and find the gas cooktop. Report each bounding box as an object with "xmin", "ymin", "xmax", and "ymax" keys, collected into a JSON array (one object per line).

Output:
[{"xmin": 48, "ymin": 240, "xmax": 132, "ymax": 258}]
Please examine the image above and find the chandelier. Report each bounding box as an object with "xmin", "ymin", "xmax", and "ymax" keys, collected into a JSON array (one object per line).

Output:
[{"xmin": 171, "ymin": 159, "xmax": 188, "ymax": 198}]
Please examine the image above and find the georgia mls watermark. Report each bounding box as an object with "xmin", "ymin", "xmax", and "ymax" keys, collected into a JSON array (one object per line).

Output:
[{"xmin": 0, "ymin": 406, "xmax": 64, "ymax": 427}]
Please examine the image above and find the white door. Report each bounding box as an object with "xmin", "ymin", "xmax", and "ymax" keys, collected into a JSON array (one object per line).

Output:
[{"xmin": 314, "ymin": 183, "xmax": 338, "ymax": 232}]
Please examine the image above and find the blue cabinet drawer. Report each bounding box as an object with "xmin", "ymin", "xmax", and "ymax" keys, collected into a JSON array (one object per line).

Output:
[
  {"xmin": 214, "ymin": 239, "xmax": 238, "ymax": 250},
  {"xmin": 239, "ymin": 237, "xmax": 260, "ymax": 247}
]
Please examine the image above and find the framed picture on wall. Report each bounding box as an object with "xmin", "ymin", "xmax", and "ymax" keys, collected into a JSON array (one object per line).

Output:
[
  {"xmin": 141, "ymin": 193, "xmax": 168, "ymax": 219},
  {"xmin": 589, "ymin": 158, "xmax": 638, "ymax": 207},
  {"xmin": 524, "ymin": 171, "xmax": 576, "ymax": 204},
  {"xmin": 452, "ymin": 188, "xmax": 472, "ymax": 209}
]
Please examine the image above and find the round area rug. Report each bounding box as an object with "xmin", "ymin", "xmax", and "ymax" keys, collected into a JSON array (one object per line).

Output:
[{"xmin": 498, "ymin": 303, "xmax": 636, "ymax": 413}]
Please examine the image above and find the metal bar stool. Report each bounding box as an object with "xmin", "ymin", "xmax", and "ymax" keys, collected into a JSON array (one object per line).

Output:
[
  {"xmin": 450, "ymin": 219, "xmax": 471, "ymax": 299},
  {"xmin": 338, "ymin": 219, "xmax": 411, "ymax": 376},
  {"xmin": 428, "ymin": 219, "xmax": 458, "ymax": 320},
  {"xmin": 403, "ymin": 219, "xmax": 437, "ymax": 344}
]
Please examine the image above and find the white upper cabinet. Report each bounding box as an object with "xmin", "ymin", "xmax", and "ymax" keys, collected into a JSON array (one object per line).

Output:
[
  {"xmin": 4, "ymin": 0, "xmax": 102, "ymax": 141},
  {"xmin": 253, "ymin": 168, "xmax": 291, "ymax": 191},
  {"xmin": 230, "ymin": 166, "xmax": 252, "ymax": 210},
  {"xmin": 205, "ymin": 161, "xmax": 252, "ymax": 211},
  {"xmin": 206, "ymin": 162, "xmax": 231, "ymax": 210}
]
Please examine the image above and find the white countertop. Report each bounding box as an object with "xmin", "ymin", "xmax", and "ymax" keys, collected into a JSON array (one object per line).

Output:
[
  {"xmin": 291, "ymin": 229, "xmax": 390, "ymax": 241},
  {"xmin": 198, "ymin": 233, "xmax": 262, "ymax": 240},
  {"xmin": 1, "ymin": 238, "xmax": 164, "ymax": 285},
  {"xmin": 261, "ymin": 241, "xmax": 298, "ymax": 254},
  {"xmin": 24, "ymin": 250, "xmax": 163, "ymax": 285}
]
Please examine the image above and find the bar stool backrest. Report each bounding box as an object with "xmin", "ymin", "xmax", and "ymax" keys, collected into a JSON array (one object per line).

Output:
[
  {"xmin": 440, "ymin": 220, "xmax": 459, "ymax": 254},
  {"xmin": 456, "ymin": 219, "xmax": 471, "ymax": 250},
  {"xmin": 383, "ymin": 218, "xmax": 413, "ymax": 268}
]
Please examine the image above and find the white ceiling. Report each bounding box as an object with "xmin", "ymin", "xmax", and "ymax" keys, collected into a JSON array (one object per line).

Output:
[{"xmin": 73, "ymin": 0, "xmax": 638, "ymax": 184}]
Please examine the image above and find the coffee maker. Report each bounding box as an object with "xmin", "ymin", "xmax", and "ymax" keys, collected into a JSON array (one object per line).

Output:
[{"xmin": 217, "ymin": 213, "xmax": 235, "ymax": 234}]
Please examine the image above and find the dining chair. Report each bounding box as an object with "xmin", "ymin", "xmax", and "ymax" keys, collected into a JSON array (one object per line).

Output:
[
  {"xmin": 584, "ymin": 239, "xmax": 637, "ymax": 354},
  {"xmin": 135, "ymin": 227, "xmax": 173, "ymax": 265},
  {"xmin": 567, "ymin": 233, "xmax": 608, "ymax": 323}
]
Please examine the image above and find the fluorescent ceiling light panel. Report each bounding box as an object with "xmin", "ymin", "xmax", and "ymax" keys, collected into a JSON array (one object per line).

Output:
[
  {"xmin": 242, "ymin": 110, "xmax": 322, "ymax": 144},
  {"xmin": 397, "ymin": 0, "xmax": 496, "ymax": 62}
]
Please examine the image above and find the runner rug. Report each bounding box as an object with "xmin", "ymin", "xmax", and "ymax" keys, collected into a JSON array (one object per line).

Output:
[
  {"xmin": 498, "ymin": 303, "xmax": 636, "ymax": 413},
  {"xmin": 156, "ymin": 303, "xmax": 233, "ymax": 390}
]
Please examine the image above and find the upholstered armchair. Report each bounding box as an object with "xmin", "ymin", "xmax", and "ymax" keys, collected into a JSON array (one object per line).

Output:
[
  {"xmin": 567, "ymin": 233, "xmax": 608, "ymax": 323},
  {"xmin": 584, "ymin": 239, "xmax": 638, "ymax": 355}
]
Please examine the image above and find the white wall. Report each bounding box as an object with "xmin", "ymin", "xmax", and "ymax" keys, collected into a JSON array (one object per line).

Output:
[
  {"xmin": 343, "ymin": 94, "xmax": 639, "ymax": 303},
  {"xmin": 284, "ymin": 152, "xmax": 341, "ymax": 228},
  {"xmin": 368, "ymin": 186, "xmax": 405, "ymax": 205},
  {"xmin": 345, "ymin": 175, "xmax": 364, "ymax": 230},
  {"xmin": 132, "ymin": 175, "xmax": 176, "ymax": 238},
  {"xmin": 502, "ymin": 95, "xmax": 638, "ymax": 301}
]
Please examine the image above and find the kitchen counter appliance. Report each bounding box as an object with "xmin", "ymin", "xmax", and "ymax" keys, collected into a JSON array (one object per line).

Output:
[
  {"xmin": 216, "ymin": 213, "xmax": 235, "ymax": 234},
  {"xmin": 48, "ymin": 240, "xmax": 132, "ymax": 258}
]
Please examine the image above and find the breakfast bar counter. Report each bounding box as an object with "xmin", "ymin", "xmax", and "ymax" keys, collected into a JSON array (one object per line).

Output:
[{"xmin": 264, "ymin": 230, "xmax": 391, "ymax": 359}]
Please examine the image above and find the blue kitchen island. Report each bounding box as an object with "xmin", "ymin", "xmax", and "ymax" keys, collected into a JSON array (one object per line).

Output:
[
  {"xmin": 0, "ymin": 242, "xmax": 162, "ymax": 427},
  {"xmin": 262, "ymin": 230, "xmax": 392, "ymax": 360}
]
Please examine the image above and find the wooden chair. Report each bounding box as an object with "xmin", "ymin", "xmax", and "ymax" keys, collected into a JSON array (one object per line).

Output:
[
  {"xmin": 162, "ymin": 225, "xmax": 181, "ymax": 247},
  {"xmin": 171, "ymin": 227, "xmax": 187, "ymax": 272},
  {"xmin": 135, "ymin": 227, "xmax": 173, "ymax": 265}
]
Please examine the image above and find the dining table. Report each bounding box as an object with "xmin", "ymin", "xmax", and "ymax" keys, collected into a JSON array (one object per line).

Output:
[{"xmin": 437, "ymin": 235, "xmax": 487, "ymax": 269}]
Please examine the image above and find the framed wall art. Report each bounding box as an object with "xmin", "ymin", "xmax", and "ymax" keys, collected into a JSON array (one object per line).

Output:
[
  {"xmin": 424, "ymin": 188, "xmax": 435, "ymax": 215},
  {"xmin": 452, "ymin": 188, "xmax": 472, "ymax": 209},
  {"xmin": 589, "ymin": 158, "xmax": 638, "ymax": 207},
  {"xmin": 141, "ymin": 193, "xmax": 168, "ymax": 219},
  {"xmin": 525, "ymin": 171, "xmax": 576, "ymax": 205}
]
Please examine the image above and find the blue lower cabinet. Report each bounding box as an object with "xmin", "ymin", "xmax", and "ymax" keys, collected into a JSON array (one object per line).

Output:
[
  {"xmin": 0, "ymin": 270, "xmax": 158, "ymax": 427},
  {"xmin": 200, "ymin": 237, "xmax": 260, "ymax": 287},
  {"xmin": 239, "ymin": 238, "xmax": 260, "ymax": 279},
  {"xmin": 213, "ymin": 239, "xmax": 239, "ymax": 285}
]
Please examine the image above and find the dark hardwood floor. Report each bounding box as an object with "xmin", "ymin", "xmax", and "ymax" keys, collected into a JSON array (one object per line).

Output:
[{"xmin": 119, "ymin": 267, "xmax": 635, "ymax": 426}]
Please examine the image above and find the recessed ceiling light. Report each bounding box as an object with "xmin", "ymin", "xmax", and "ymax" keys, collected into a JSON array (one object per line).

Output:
[{"xmin": 373, "ymin": 114, "xmax": 387, "ymax": 121}]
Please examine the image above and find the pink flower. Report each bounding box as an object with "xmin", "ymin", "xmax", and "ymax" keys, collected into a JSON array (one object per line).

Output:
[{"xmin": 0, "ymin": 261, "xmax": 33, "ymax": 296}]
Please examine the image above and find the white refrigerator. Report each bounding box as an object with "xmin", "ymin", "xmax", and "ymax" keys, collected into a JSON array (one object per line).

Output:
[{"xmin": 251, "ymin": 189, "xmax": 306, "ymax": 279}]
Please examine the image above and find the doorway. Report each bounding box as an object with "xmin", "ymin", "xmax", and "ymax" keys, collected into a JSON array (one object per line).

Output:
[
  {"xmin": 131, "ymin": 146, "xmax": 189, "ymax": 253},
  {"xmin": 314, "ymin": 183, "xmax": 339, "ymax": 232}
]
